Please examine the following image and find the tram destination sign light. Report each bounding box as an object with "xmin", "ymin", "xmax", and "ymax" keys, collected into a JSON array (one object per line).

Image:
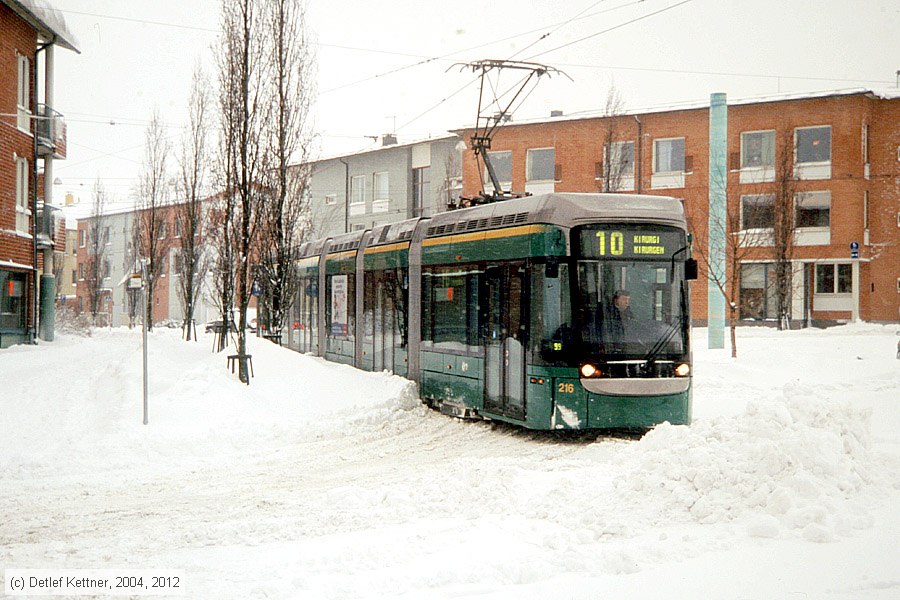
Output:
[{"xmin": 578, "ymin": 226, "xmax": 684, "ymax": 259}]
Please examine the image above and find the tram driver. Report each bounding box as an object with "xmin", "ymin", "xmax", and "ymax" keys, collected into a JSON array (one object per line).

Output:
[{"xmin": 603, "ymin": 289, "xmax": 634, "ymax": 346}]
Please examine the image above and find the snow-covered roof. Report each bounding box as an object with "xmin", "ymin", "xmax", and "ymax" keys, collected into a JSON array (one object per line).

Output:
[
  {"xmin": 310, "ymin": 133, "xmax": 460, "ymax": 165},
  {"xmin": 452, "ymin": 87, "xmax": 900, "ymax": 132},
  {"xmin": 4, "ymin": 0, "xmax": 80, "ymax": 52}
]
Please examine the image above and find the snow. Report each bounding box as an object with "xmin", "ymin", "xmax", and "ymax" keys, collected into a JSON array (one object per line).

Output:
[{"xmin": 1, "ymin": 323, "xmax": 899, "ymax": 599}]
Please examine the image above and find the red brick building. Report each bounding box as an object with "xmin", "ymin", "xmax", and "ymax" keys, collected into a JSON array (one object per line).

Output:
[
  {"xmin": 0, "ymin": 0, "xmax": 78, "ymax": 347},
  {"xmin": 458, "ymin": 89, "xmax": 900, "ymax": 325}
]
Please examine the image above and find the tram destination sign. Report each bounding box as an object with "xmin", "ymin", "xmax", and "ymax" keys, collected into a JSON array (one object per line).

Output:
[{"xmin": 577, "ymin": 226, "xmax": 684, "ymax": 259}]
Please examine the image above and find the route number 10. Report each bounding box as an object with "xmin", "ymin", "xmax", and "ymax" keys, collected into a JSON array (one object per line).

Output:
[{"xmin": 596, "ymin": 231, "xmax": 624, "ymax": 256}]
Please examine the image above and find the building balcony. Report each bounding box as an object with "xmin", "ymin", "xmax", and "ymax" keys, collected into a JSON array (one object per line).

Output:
[{"xmin": 36, "ymin": 104, "xmax": 67, "ymax": 159}]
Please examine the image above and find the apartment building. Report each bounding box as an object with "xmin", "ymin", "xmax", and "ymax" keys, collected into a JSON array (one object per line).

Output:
[
  {"xmin": 456, "ymin": 89, "xmax": 900, "ymax": 325},
  {"xmin": 75, "ymin": 201, "xmax": 218, "ymax": 327},
  {"xmin": 0, "ymin": 0, "xmax": 78, "ymax": 347},
  {"xmin": 307, "ymin": 135, "xmax": 463, "ymax": 237}
]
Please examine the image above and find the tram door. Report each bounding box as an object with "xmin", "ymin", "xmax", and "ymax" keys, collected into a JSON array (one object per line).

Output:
[{"xmin": 483, "ymin": 263, "xmax": 526, "ymax": 420}]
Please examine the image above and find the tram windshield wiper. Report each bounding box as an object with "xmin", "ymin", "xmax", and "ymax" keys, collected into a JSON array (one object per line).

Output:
[{"xmin": 641, "ymin": 282, "xmax": 689, "ymax": 370}]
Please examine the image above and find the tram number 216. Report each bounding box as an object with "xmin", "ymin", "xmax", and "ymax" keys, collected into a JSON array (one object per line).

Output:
[{"xmin": 558, "ymin": 382, "xmax": 576, "ymax": 394}]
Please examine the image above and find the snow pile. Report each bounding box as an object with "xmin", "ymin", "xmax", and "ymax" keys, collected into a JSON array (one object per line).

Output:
[{"xmin": 614, "ymin": 382, "xmax": 879, "ymax": 541}]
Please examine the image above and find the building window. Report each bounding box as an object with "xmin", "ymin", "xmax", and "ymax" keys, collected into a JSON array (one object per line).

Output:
[
  {"xmin": 157, "ymin": 222, "xmax": 166, "ymax": 240},
  {"xmin": 350, "ymin": 175, "xmax": 366, "ymax": 216},
  {"xmin": 373, "ymin": 172, "xmax": 389, "ymax": 213},
  {"xmin": 374, "ymin": 172, "xmax": 389, "ymax": 201},
  {"xmin": 174, "ymin": 219, "xmax": 182, "ymax": 238},
  {"xmin": 740, "ymin": 194, "xmax": 775, "ymax": 230},
  {"xmin": 526, "ymin": 148, "xmax": 555, "ymax": 181},
  {"xmin": 351, "ymin": 175, "xmax": 365, "ymax": 204},
  {"xmin": 78, "ymin": 263, "xmax": 84, "ymax": 280},
  {"xmin": 653, "ymin": 138, "xmax": 685, "ymax": 173},
  {"xmin": 739, "ymin": 263, "xmax": 777, "ymax": 320},
  {"xmin": 651, "ymin": 138, "xmax": 685, "ymax": 189},
  {"xmin": 1, "ymin": 271, "xmax": 27, "ymax": 329},
  {"xmin": 15, "ymin": 157, "xmax": 30, "ymax": 233},
  {"xmin": 739, "ymin": 130, "xmax": 776, "ymax": 184},
  {"xmin": 741, "ymin": 130, "xmax": 775, "ymax": 169},
  {"xmin": 815, "ymin": 264, "xmax": 851, "ymax": 294},
  {"xmin": 484, "ymin": 151, "xmax": 512, "ymax": 190},
  {"xmin": 795, "ymin": 191, "xmax": 830, "ymax": 228},
  {"xmin": 412, "ymin": 166, "xmax": 430, "ymax": 215},
  {"xmin": 601, "ymin": 141, "xmax": 635, "ymax": 191},
  {"xmin": 324, "ymin": 194, "xmax": 336, "ymax": 205},
  {"xmin": 17, "ymin": 54, "xmax": 31, "ymax": 131},
  {"xmin": 79, "ymin": 230, "xmax": 85, "ymax": 247},
  {"xmin": 795, "ymin": 126, "xmax": 831, "ymax": 180}
]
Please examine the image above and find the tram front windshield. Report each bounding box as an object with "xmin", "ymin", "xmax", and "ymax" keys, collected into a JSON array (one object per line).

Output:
[{"xmin": 575, "ymin": 224, "xmax": 689, "ymax": 359}]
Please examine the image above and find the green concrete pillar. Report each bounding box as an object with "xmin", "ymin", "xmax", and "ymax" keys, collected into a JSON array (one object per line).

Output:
[
  {"xmin": 40, "ymin": 274, "xmax": 56, "ymax": 341},
  {"xmin": 708, "ymin": 93, "xmax": 727, "ymax": 349}
]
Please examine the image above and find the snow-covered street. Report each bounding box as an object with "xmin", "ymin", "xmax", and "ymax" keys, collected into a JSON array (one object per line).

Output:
[{"xmin": 2, "ymin": 324, "xmax": 899, "ymax": 599}]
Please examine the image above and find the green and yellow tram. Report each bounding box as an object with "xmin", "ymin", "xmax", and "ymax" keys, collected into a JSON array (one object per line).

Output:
[{"xmin": 288, "ymin": 193, "xmax": 697, "ymax": 430}]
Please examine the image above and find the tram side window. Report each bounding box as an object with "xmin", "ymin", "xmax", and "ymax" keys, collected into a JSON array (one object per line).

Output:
[
  {"xmin": 422, "ymin": 267, "xmax": 481, "ymax": 353},
  {"xmin": 529, "ymin": 262, "xmax": 574, "ymax": 364}
]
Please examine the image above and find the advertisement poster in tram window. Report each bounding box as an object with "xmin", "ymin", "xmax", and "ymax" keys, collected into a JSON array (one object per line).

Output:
[{"xmin": 331, "ymin": 274, "xmax": 348, "ymax": 337}]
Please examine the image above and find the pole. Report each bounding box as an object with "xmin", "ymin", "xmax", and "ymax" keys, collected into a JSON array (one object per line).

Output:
[
  {"xmin": 141, "ymin": 261, "xmax": 149, "ymax": 425},
  {"xmin": 707, "ymin": 93, "xmax": 727, "ymax": 349}
]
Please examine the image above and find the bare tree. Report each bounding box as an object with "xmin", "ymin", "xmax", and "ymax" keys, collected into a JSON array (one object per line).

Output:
[
  {"xmin": 257, "ymin": 0, "xmax": 315, "ymax": 337},
  {"xmin": 85, "ymin": 180, "xmax": 109, "ymax": 326},
  {"xmin": 175, "ymin": 65, "xmax": 211, "ymax": 341},
  {"xmin": 597, "ymin": 87, "xmax": 633, "ymax": 193},
  {"xmin": 135, "ymin": 109, "xmax": 173, "ymax": 331},
  {"xmin": 218, "ymin": 0, "xmax": 269, "ymax": 383},
  {"xmin": 685, "ymin": 179, "xmax": 773, "ymax": 358},
  {"xmin": 770, "ymin": 131, "xmax": 798, "ymax": 330}
]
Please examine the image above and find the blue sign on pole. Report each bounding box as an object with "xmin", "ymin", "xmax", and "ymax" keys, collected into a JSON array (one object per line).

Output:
[{"xmin": 850, "ymin": 241, "xmax": 859, "ymax": 259}]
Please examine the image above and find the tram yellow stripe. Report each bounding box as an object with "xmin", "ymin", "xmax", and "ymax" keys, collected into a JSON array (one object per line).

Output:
[
  {"xmin": 422, "ymin": 224, "xmax": 544, "ymax": 248},
  {"xmin": 326, "ymin": 250, "xmax": 357, "ymax": 260},
  {"xmin": 364, "ymin": 241, "xmax": 410, "ymax": 255}
]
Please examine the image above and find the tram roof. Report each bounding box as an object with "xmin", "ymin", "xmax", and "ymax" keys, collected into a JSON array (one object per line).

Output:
[{"xmin": 424, "ymin": 193, "xmax": 687, "ymax": 237}]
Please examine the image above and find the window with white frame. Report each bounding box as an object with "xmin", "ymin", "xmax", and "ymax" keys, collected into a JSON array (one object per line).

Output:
[
  {"xmin": 484, "ymin": 151, "xmax": 512, "ymax": 190},
  {"xmin": 350, "ymin": 175, "xmax": 366, "ymax": 216},
  {"xmin": 526, "ymin": 148, "xmax": 555, "ymax": 181},
  {"xmin": 350, "ymin": 175, "xmax": 366, "ymax": 204},
  {"xmin": 412, "ymin": 166, "xmax": 430, "ymax": 215},
  {"xmin": 740, "ymin": 194, "xmax": 775, "ymax": 230},
  {"xmin": 374, "ymin": 172, "xmax": 389, "ymax": 201},
  {"xmin": 17, "ymin": 53, "xmax": 31, "ymax": 132},
  {"xmin": 741, "ymin": 130, "xmax": 775, "ymax": 169},
  {"xmin": 653, "ymin": 138, "xmax": 685, "ymax": 173},
  {"xmin": 15, "ymin": 157, "xmax": 29, "ymax": 233},
  {"xmin": 602, "ymin": 141, "xmax": 635, "ymax": 191},
  {"xmin": 158, "ymin": 222, "xmax": 167, "ymax": 240},
  {"xmin": 795, "ymin": 126, "xmax": 831, "ymax": 180},
  {"xmin": 79, "ymin": 229, "xmax": 85, "ymax": 247},
  {"xmin": 373, "ymin": 172, "xmax": 389, "ymax": 213},
  {"xmin": 796, "ymin": 126, "xmax": 831, "ymax": 164},
  {"xmin": 815, "ymin": 263, "xmax": 851, "ymax": 294},
  {"xmin": 795, "ymin": 191, "xmax": 830, "ymax": 228}
]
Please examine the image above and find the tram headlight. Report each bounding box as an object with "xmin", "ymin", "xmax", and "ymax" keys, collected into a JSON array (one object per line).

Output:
[
  {"xmin": 580, "ymin": 363, "xmax": 601, "ymax": 378},
  {"xmin": 675, "ymin": 363, "xmax": 691, "ymax": 377}
]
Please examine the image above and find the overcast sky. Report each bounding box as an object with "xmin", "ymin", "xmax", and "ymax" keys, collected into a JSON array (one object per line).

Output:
[{"xmin": 46, "ymin": 0, "xmax": 900, "ymax": 214}]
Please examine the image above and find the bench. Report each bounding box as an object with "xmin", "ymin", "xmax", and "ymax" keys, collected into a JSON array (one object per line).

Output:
[{"xmin": 227, "ymin": 354, "xmax": 254, "ymax": 380}]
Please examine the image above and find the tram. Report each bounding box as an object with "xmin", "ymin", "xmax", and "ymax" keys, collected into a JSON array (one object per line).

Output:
[{"xmin": 288, "ymin": 193, "xmax": 697, "ymax": 430}]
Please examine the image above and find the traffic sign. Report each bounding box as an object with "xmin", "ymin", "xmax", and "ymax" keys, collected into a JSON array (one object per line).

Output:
[{"xmin": 850, "ymin": 241, "xmax": 859, "ymax": 259}]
